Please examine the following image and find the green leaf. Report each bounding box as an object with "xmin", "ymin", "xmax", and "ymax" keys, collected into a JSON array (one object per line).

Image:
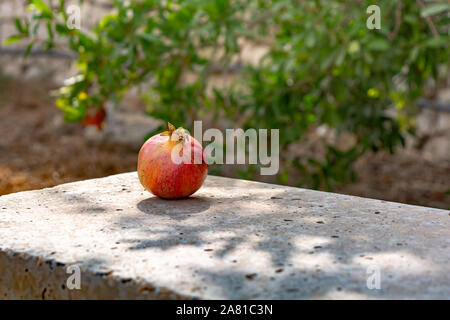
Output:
[
  {"xmin": 424, "ymin": 37, "xmax": 447, "ymax": 48},
  {"xmin": 279, "ymin": 171, "xmax": 289, "ymax": 184},
  {"xmin": 14, "ymin": 18, "xmax": 25, "ymax": 34},
  {"xmin": 367, "ymin": 38, "xmax": 389, "ymax": 51},
  {"xmin": 408, "ymin": 46, "xmax": 419, "ymax": 63},
  {"xmin": 305, "ymin": 32, "xmax": 316, "ymax": 48},
  {"xmin": 55, "ymin": 23, "xmax": 69, "ymax": 34},
  {"xmin": 320, "ymin": 50, "xmax": 337, "ymax": 70},
  {"xmin": 47, "ymin": 22, "xmax": 54, "ymax": 41},
  {"xmin": 138, "ymin": 33, "xmax": 159, "ymax": 43},
  {"xmin": 29, "ymin": 0, "xmax": 53, "ymax": 17},
  {"xmin": 420, "ymin": 4, "xmax": 450, "ymax": 17},
  {"xmin": 2, "ymin": 35, "xmax": 24, "ymax": 45},
  {"xmin": 24, "ymin": 41, "xmax": 35, "ymax": 57},
  {"xmin": 58, "ymin": 0, "xmax": 67, "ymax": 18}
]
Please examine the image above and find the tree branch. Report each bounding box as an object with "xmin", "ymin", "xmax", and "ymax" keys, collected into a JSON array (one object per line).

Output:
[
  {"xmin": 388, "ymin": 0, "xmax": 403, "ymax": 41},
  {"xmin": 416, "ymin": 0, "xmax": 440, "ymax": 39}
]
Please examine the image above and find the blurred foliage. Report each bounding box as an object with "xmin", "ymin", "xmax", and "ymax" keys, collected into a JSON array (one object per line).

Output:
[{"xmin": 5, "ymin": 0, "xmax": 450, "ymax": 189}]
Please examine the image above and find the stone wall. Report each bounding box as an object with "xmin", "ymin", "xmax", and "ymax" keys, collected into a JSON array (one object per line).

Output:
[{"xmin": 0, "ymin": 172, "xmax": 448, "ymax": 299}]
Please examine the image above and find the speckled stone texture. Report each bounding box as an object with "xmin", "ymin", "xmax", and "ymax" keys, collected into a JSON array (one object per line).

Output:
[{"xmin": 0, "ymin": 172, "xmax": 449, "ymax": 299}]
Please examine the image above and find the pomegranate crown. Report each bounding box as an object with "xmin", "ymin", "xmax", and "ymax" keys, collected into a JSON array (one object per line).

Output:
[{"xmin": 160, "ymin": 122, "xmax": 190, "ymax": 143}]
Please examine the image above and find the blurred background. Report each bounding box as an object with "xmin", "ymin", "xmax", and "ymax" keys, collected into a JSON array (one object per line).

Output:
[{"xmin": 0, "ymin": 0, "xmax": 449, "ymax": 209}]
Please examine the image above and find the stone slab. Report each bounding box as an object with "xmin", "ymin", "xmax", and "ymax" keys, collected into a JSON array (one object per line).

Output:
[{"xmin": 0, "ymin": 172, "xmax": 449, "ymax": 299}]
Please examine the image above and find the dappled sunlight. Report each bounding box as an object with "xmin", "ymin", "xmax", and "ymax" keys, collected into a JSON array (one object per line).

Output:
[{"xmin": 351, "ymin": 251, "xmax": 440, "ymax": 275}]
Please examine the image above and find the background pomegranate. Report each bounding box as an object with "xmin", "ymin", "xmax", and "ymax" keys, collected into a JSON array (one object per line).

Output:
[
  {"xmin": 137, "ymin": 123, "xmax": 208, "ymax": 199},
  {"xmin": 82, "ymin": 105, "xmax": 106, "ymax": 130}
]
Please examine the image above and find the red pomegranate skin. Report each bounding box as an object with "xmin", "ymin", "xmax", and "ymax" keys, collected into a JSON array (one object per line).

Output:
[
  {"xmin": 137, "ymin": 130, "xmax": 208, "ymax": 199},
  {"xmin": 82, "ymin": 106, "xmax": 106, "ymax": 130}
]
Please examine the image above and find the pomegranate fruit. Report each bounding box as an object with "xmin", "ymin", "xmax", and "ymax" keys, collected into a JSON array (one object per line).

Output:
[
  {"xmin": 137, "ymin": 123, "xmax": 208, "ymax": 199},
  {"xmin": 82, "ymin": 105, "xmax": 106, "ymax": 130}
]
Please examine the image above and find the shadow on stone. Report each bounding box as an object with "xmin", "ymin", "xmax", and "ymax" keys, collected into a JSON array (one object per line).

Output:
[{"xmin": 137, "ymin": 196, "xmax": 211, "ymax": 221}]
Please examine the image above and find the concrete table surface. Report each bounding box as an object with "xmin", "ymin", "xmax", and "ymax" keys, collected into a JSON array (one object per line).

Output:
[{"xmin": 0, "ymin": 172, "xmax": 448, "ymax": 299}]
